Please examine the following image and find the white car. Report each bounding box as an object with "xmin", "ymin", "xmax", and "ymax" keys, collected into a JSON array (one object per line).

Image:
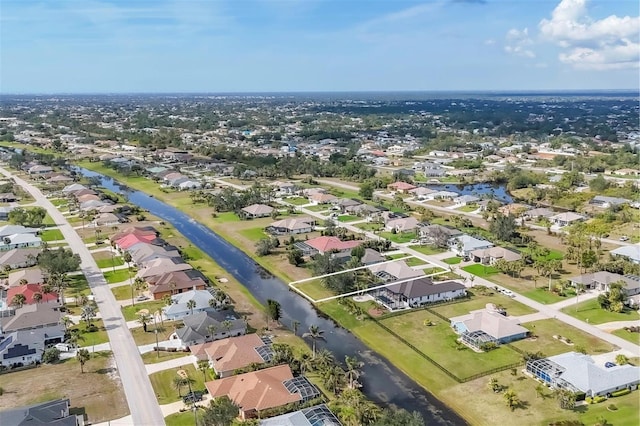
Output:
[
  {"xmin": 620, "ymin": 236, "xmax": 629, "ymax": 242},
  {"xmin": 502, "ymin": 290, "xmax": 515, "ymax": 298}
]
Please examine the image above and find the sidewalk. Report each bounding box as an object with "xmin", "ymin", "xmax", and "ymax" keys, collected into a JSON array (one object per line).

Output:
[{"xmin": 145, "ymin": 354, "xmax": 196, "ymax": 375}]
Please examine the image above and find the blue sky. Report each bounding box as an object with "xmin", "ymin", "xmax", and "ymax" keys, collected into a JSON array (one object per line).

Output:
[{"xmin": 1, "ymin": 0, "xmax": 638, "ymax": 93}]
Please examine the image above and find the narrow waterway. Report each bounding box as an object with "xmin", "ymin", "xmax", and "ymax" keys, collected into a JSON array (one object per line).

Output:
[{"xmin": 76, "ymin": 167, "xmax": 467, "ymax": 425}]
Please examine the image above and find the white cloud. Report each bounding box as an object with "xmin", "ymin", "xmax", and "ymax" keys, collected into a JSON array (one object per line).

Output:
[
  {"xmin": 539, "ymin": 0, "xmax": 640, "ymax": 69},
  {"xmin": 504, "ymin": 27, "xmax": 535, "ymax": 58}
]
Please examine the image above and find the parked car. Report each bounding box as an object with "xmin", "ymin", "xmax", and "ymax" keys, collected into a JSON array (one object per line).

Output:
[
  {"xmin": 54, "ymin": 343, "xmax": 71, "ymax": 352},
  {"xmin": 135, "ymin": 295, "xmax": 149, "ymax": 302},
  {"xmin": 620, "ymin": 236, "xmax": 629, "ymax": 241},
  {"xmin": 183, "ymin": 391, "xmax": 204, "ymax": 404},
  {"xmin": 605, "ymin": 362, "xmax": 616, "ymax": 368},
  {"xmin": 502, "ymin": 289, "xmax": 515, "ymax": 298}
]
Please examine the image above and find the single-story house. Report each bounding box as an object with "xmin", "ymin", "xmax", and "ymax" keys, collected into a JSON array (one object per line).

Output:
[
  {"xmin": 0, "ymin": 206, "xmax": 14, "ymax": 220},
  {"xmin": 453, "ymin": 195, "xmax": 480, "ymax": 206},
  {"xmin": 1, "ymin": 302, "xmax": 63, "ymax": 333},
  {"xmin": 308, "ymin": 192, "xmax": 337, "ymax": 205},
  {"xmin": 7, "ymin": 268, "xmax": 46, "ymax": 287},
  {"xmin": 448, "ymin": 235, "xmax": 494, "ymax": 257},
  {"xmin": 241, "ymin": 204, "xmax": 274, "ymax": 219},
  {"xmin": 177, "ymin": 180, "xmax": 202, "ymax": 191},
  {"xmin": 62, "ymin": 183, "xmax": 87, "ymax": 193},
  {"xmin": 0, "ymin": 325, "xmax": 65, "ymax": 367},
  {"xmin": 93, "ymin": 212, "xmax": 121, "ymax": 227},
  {"xmin": 419, "ymin": 224, "xmax": 463, "ymax": 245},
  {"xmin": 526, "ymin": 352, "xmax": 640, "ymax": 397},
  {"xmin": 260, "ymin": 405, "xmax": 342, "ymax": 426},
  {"xmin": 0, "ymin": 225, "xmax": 40, "ymax": 239},
  {"xmin": 0, "ymin": 248, "xmax": 41, "ymax": 269},
  {"xmin": 266, "ymin": 217, "xmax": 315, "ymax": 235},
  {"xmin": 610, "ymin": 244, "xmax": 640, "ymax": 264},
  {"xmin": 470, "ymin": 246, "xmax": 522, "ymax": 265},
  {"xmin": 0, "ymin": 399, "xmax": 83, "ymax": 425},
  {"xmin": 387, "ymin": 181, "xmax": 417, "ymax": 193},
  {"xmin": 368, "ymin": 260, "xmax": 424, "ymax": 282},
  {"xmin": 426, "ymin": 190, "xmax": 459, "ymax": 200},
  {"xmin": 172, "ymin": 310, "xmax": 246, "ymax": 348},
  {"xmin": 128, "ymin": 243, "xmax": 181, "ymax": 266},
  {"xmin": 7, "ymin": 284, "xmax": 58, "ymax": 305},
  {"xmin": 523, "ymin": 207, "xmax": 555, "ymax": 220},
  {"xmin": 136, "ymin": 258, "xmax": 192, "ymax": 279},
  {"xmin": 332, "ymin": 198, "xmax": 362, "ymax": 212},
  {"xmin": 191, "ymin": 333, "xmax": 273, "ymax": 378},
  {"xmin": 0, "ymin": 234, "xmax": 43, "ymax": 252},
  {"xmin": 568, "ymin": 271, "xmax": 640, "ymax": 295},
  {"xmin": 28, "ymin": 165, "xmax": 53, "ymax": 175},
  {"xmin": 361, "ymin": 248, "xmax": 385, "ymax": 266},
  {"xmin": 295, "ymin": 236, "xmax": 363, "ymax": 256},
  {"xmin": 205, "ymin": 365, "xmax": 319, "ymax": 420},
  {"xmin": 373, "ymin": 277, "xmax": 466, "ymax": 310},
  {"xmin": 344, "ymin": 203, "xmax": 381, "ymax": 217},
  {"xmin": 409, "ymin": 186, "xmax": 437, "ymax": 200},
  {"xmin": 385, "ymin": 216, "xmax": 420, "ymax": 233},
  {"xmin": 147, "ymin": 270, "xmax": 208, "ymax": 299},
  {"xmin": 163, "ymin": 289, "xmax": 216, "ymax": 320},
  {"xmin": 0, "ymin": 192, "xmax": 17, "ymax": 202},
  {"xmin": 550, "ymin": 212, "xmax": 585, "ymax": 227},
  {"xmin": 451, "ymin": 310, "xmax": 529, "ymax": 350},
  {"xmin": 589, "ymin": 196, "xmax": 630, "ymax": 208}
]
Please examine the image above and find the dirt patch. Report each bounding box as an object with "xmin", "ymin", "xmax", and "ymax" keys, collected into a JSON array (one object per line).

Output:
[
  {"xmin": 0, "ymin": 352, "xmax": 128, "ymax": 423},
  {"xmin": 368, "ymin": 306, "xmax": 387, "ymax": 317}
]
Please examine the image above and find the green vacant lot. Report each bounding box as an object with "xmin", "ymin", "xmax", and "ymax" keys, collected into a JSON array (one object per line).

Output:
[
  {"xmin": 40, "ymin": 229, "xmax": 64, "ymax": 241},
  {"xmin": 462, "ymin": 264, "xmax": 500, "ymax": 278},
  {"xmin": 95, "ymin": 256, "xmax": 124, "ymax": 269},
  {"xmin": 103, "ymin": 269, "xmax": 131, "ymax": 284},
  {"xmin": 284, "ymin": 197, "xmax": 309, "ymax": 206},
  {"xmin": 337, "ymin": 215, "xmax": 360, "ymax": 223},
  {"xmin": 293, "ymin": 279, "xmax": 336, "ymax": 301},
  {"xmin": 511, "ymin": 318, "xmax": 614, "ymax": 356},
  {"xmin": 411, "ymin": 245, "xmax": 446, "ymax": 255},
  {"xmin": 111, "ymin": 284, "xmax": 133, "ymax": 301},
  {"xmin": 380, "ymin": 231, "xmax": 416, "ymax": 244},
  {"xmin": 561, "ymin": 298, "xmax": 640, "ymax": 324},
  {"xmin": 380, "ymin": 310, "xmax": 522, "ymax": 379},
  {"xmin": 443, "ymin": 256, "xmax": 462, "ymax": 264},
  {"xmin": 239, "ymin": 227, "xmax": 266, "ymax": 242},
  {"xmin": 211, "ymin": 211, "xmax": 240, "ymax": 223},
  {"xmin": 70, "ymin": 319, "xmax": 110, "ymax": 347},
  {"xmin": 431, "ymin": 292, "xmax": 536, "ymax": 318},
  {"xmin": 122, "ymin": 299, "xmax": 167, "ymax": 321}
]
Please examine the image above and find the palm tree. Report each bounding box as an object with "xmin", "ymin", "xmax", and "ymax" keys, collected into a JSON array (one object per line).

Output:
[
  {"xmin": 302, "ymin": 325, "xmax": 326, "ymax": 358},
  {"xmin": 66, "ymin": 329, "xmax": 84, "ymax": 348},
  {"xmin": 291, "ymin": 320, "xmax": 300, "ymax": 336},
  {"xmin": 314, "ymin": 349, "xmax": 335, "ymax": 371},
  {"xmin": 197, "ymin": 360, "xmax": 210, "ymax": 382},
  {"xmin": 345, "ymin": 355, "xmax": 364, "ymax": 389},
  {"xmin": 322, "ymin": 365, "xmax": 346, "ymax": 395},
  {"xmin": 173, "ymin": 375, "xmax": 195, "ymax": 398},
  {"xmin": 206, "ymin": 324, "xmax": 218, "ymax": 341},
  {"xmin": 186, "ymin": 299, "xmax": 196, "ymax": 316},
  {"xmin": 76, "ymin": 349, "xmax": 90, "ymax": 373},
  {"xmin": 11, "ymin": 293, "xmax": 26, "ymax": 308},
  {"xmin": 222, "ymin": 320, "xmax": 232, "ymax": 334},
  {"xmin": 60, "ymin": 316, "xmax": 73, "ymax": 331},
  {"xmin": 32, "ymin": 292, "xmax": 43, "ymax": 304},
  {"xmin": 81, "ymin": 304, "xmax": 97, "ymax": 327},
  {"xmin": 138, "ymin": 313, "xmax": 151, "ymax": 332},
  {"xmin": 503, "ymin": 388, "xmax": 519, "ymax": 411}
]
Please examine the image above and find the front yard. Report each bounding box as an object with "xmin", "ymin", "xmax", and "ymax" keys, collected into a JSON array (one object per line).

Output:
[
  {"xmin": 103, "ymin": 269, "xmax": 132, "ymax": 284},
  {"xmin": 410, "ymin": 245, "xmax": 447, "ymax": 255},
  {"xmin": 149, "ymin": 364, "xmax": 212, "ymax": 405},
  {"xmin": 40, "ymin": 228, "xmax": 64, "ymax": 242}
]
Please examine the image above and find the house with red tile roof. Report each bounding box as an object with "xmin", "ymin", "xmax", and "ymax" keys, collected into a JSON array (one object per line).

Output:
[
  {"xmin": 7, "ymin": 284, "xmax": 58, "ymax": 305},
  {"xmin": 297, "ymin": 236, "xmax": 362, "ymax": 256},
  {"xmin": 115, "ymin": 233, "xmax": 160, "ymax": 251},
  {"xmin": 205, "ymin": 365, "xmax": 319, "ymax": 419}
]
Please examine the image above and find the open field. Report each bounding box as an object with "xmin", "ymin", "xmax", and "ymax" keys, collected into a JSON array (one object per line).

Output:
[
  {"xmin": 561, "ymin": 298, "xmax": 640, "ymax": 324},
  {"xmin": 0, "ymin": 351, "xmax": 128, "ymax": 423},
  {"xmin": 443, "ymin": 256, "xmax": 462, "ymax": 264},
  {"xmin": 239, "ymin": 226, "xmax": 267, "ymax": 242},
  {"xmin": 462, "ymin": 263, "xmax": 500, "ymax": 278},
  {"xmin": 149, "ymin": 364, "xmax": 212, "ymax": 405},
  {"xmin": 380, "ymin": 309, "xmax": 522, "ymax": 379},
  {"xmin": 512, "ymin": 318, "xmax": 615, "ymax": 356},
  {"xmin": 379, "ymin": 231, "xmax": 417, "ymax": 243}
]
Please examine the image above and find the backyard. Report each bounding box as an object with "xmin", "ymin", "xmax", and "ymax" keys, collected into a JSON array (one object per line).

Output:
[
  {"xmin": 292, "ymin": 279, "xmax": 336, "ymax": 301},
  {"xmin": 0, "ymin": 351, "xmax": 128, "ymax": 423}
]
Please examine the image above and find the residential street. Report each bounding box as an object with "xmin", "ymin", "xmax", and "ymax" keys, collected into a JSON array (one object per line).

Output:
[{"xmin": 0, "ymin": 167, "xmax": 166, "ymax": 426}]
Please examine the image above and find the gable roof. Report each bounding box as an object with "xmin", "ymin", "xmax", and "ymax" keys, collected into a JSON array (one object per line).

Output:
[
  {"xmin": 136, "ymin": 258, "xmax": 192, "ymax": 279},
  {"xmin": 388, "ymin": 181, "xmax": 417, "ymax": 191},
  {"xmin": 303, "ymin": 236, "xmax": 363, "ymax": 253},
  {"xmin": 175, "ymin": 310, "xmax": 246, "ymax": 344},
  {"xmin": 163, "ymin": 290, "xmax": 214, "ymax": 316},
  {"xmin": 205, "ymin": 365, "xmax": 301, "ymax": 413},
  {"xmin": 0, "ymin": 248, "xmax": 41, "ymax": 266},
  {"xmin": 268, "ymin": 217, "xmax": 315, "ymax": 231},
  {"xmin": 7, "ymin": 268, "xmax": 45, "ymax": 287}
]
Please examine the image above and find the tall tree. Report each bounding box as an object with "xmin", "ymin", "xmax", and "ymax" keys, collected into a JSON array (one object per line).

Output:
[
  {"xmin": 266, "ymin": 299, "xmax": 282, "ymax": 324},
  {"xmin": 303, "ymin": 325, "xmax": 327, "ymax": 358},
  {"xmin": 200, "ymin": 396, "xmax": 239, "ymax": 426},
  {"xmin": 76, "ymin": 349, "xmax": 90, "ymax": 373}
]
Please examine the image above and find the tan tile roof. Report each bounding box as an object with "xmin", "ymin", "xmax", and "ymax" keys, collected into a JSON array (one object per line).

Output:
[
  {"xmin": 200, "ymin": 334, "xmax": 266, "ymax": 374},
  {"xmin": 205, "ymin": 365, "xmax": 300, "ymax": 413}
]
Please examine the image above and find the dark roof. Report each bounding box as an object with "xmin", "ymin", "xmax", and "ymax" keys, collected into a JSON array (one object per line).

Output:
[
  {"xmin": 386, "ymin": 277, "xmax": 466, "ymax": 299},
  {"xmin": 0, "ymin": 399, "xmax": 78, "ymax": 426}
]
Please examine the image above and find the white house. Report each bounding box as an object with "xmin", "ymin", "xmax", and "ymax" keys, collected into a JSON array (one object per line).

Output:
[
  {"xmin": 448, "ymin": 235, "xmax": 494, "ymax": 257},
  {"xmin": 163, "ymin": 289, "xmax": 216, "ymax": 320},
  {"xmin": 0, "ymin": 234, "xmax": 43, "ymax": 251}
]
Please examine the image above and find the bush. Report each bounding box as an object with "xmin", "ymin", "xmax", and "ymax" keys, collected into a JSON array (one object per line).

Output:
[
  {"xmin": 593, "ymin": 395, "xmax": 607, "ymax": 403},
  {"xmin": 610, "ymin": 389, "xmax": 631, "ymax": 397},
  {"xmin": 42, "ymin": 347, "xmax": 60, "ymax": 364},
  {"xmin": 607, "ymin": 404, "xmax": 618, "ymax": 411},
  {"xmin": 585, "ymin": 397, "xmax": 592, "ymax": 404}
]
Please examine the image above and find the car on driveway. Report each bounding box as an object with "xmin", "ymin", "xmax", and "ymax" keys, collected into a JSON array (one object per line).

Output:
[{"xmin": 183, "ymin": 391, "xmax": 204, "ymax": 404}]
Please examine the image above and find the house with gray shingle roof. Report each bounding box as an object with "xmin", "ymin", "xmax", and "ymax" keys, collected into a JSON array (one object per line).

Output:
[{"xmin": 172, "ymin": 310, "xmax": 246, "ymax": 349}]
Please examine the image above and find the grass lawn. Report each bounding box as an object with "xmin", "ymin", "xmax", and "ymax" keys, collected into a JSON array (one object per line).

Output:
[
  {"xmin": 95, "ymin": 256, "xmax": 124, "ymax": 269},
  {"xmin": 354, "ymin": 222, "xmax": 383, "ymax": 232},
  {"xmin": 522, "ymin": 287, "xmax": 566, "ymax": 304},
  {"xmin": 405, "ymin": 257, "xmax": 428, "ymax": 267},
  {"xmin": 149, "ymin": 364, "xmax": 212, "ymax": 405},
  {"xmin": 456, "ymin": 204, "xmax": 478, "ymax": 212},
  {"xmin": 104, "ymin": 269, "xmax": 132, "ymax": 284},
  {"xmin": 380, "ymin": 310, "xmax": 522, "ymax": 380},
  {"xmin": 443, "ymin": 256, "xmax": 462, "ymax": 265},
  {"xmin": 337, "ymin": 215, "xmax": 360, "ymax": 223},
  {"xmin": 386, "ymin": 253, "xmax": 410, "ymax": 260},
  {"xmin": 67, "ymin": 274, "xmax": 90, "ymax": 294},
  {"xmin": 130, "ymin": 321, "xmax": 181, "ymax": 346},
  {"xmin": 305, "ymin": 204, "xmax": 329, "ymax": 212},
  {"xmin": 380, "ymin": 231, "xmax": 417, "ymax": 244},
  {"xmin": 511, "ymin": 319, "xmax": 614, "ymax": 356},
  {"xmin": 166, "ymin": 411, "xmax": 201, "ymax": 426},
  {"xmin": 211, "ymin": 211, "xmax": 240, "ymax": 223},
  {"xmin": 0, "ymin": 351, "xmax": 128, "ymax": 423},
  {"xmin": 411, "ymin": 245, "xmax": 447, "ymax": 255},
  {"xmin": 122, "ymin": 299, "xmax": 167, "ymax": 321},
  {"xmin": 561, "ymin": 298, "xmax": 640, "ymax": 324},
  {"xmin": 71, "ymin": 320, "xmax": 110, "ymax": 347},
  {"xmin": 50, "ymin": 198, "xmax": 67, "ymax": 207},
  {"xmin": 284, "ymin": 196, "xmax": 310, "ymax": 206},
  {"xmin": 111, "ymin": 284, "xmax": 133, "ymax": 301},
  {"xmin": 612, "ymin": 328, "xmax": 640, "ymax": 345},
  {"xmin": 431, "ymin": 291, "xmax": 536, "ymax": 317},
  {"xmin": 141, "ymin": 351, "xmax": 191, "ymax": 365},
  {"xmin": 292, "ymin": 279, "xmax": 336, "ymax": 301},
  {"xmin": 520, "ymin": 246, "xmax": 564, "ymax": 261},
  {"xmin": 40, "ymin": 228, "xmax": 64, "ymax": 241},
  {"xmin": 239, "ymin": 226, "xmax": 267, "ymax": 242},
  {"xmin": 462, "ymin": 264, "xmax": 500, "ymax": 278}
]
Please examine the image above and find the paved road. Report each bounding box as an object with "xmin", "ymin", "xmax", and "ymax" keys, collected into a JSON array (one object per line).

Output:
[
  {"xmin": 282, "ymin": 198, "xmax": 640, "ymax": 356},
  {"xmin": 1, "ymin": 167, "xmax": 166, "ymax": 426}
]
